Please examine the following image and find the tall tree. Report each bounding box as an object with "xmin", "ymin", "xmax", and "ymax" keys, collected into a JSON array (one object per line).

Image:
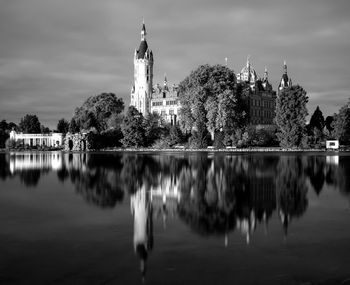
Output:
[
  {"xmin": 72, "ymin": 93, "xmax": 124, "ymax": 132},
  {"xmin": 121, "ymin": 106, "xmax": 145, "ymax": 147},
  {"xmin": 275, "ymin": 85, "xmax": 308, "ymax": 148},
  {"xmin": 69, "ymin": 118, "xmax": 80, "ymax": 133},
  {"xmin": 332, "ymin": 99, "xmax": 350, "ymax": 143},
  {"xmin": 325, "ymin": 115, "xmax": 334, "ymax": 134},
  {"xmin": 143, "ymin": 113, "xmax": 166, "ymax": 146},
  {"xmin": 57, "ymin": 118, "xmax": 69, "ymax": 133},
  {"xmin": 178, "ymin": 64, "xmax": 246, "ymax": 147},
  {"xmin": 308, "ymin": 106, "xmax": 325, "ymax": 147},
  {"xmin": 309, "ymin": 106, "xmax": 325, "ymax": 132},
  {"xmin": 0, "ymin": 120, "xmax": 9, "ymax": 148},
  {"xmin": 19, "ymin": 114, "xmax": 41, "ymax": 133}
]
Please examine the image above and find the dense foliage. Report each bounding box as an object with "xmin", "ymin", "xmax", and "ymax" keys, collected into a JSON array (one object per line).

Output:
[
  {"xmin": 57, "ymin": 118, "xmax": 69, "ymax": 133},
  {"xmin": 72, "ymin": 93, "xmax": 124, "ymax": 132},
  {"xmin": 19, "ymin": 114, "xmax": 41, "ymax": 134},
  {"xmin": 307, "ymin": 106, "xmax": 325, "ymax": 147},
  {"xmin": 275, "ymin": 85, "xmax": 308, "ymax": 147},
  {"xmin": 178, "ymin": 64, "xmax": 247, "ymax": 147},
  {"xmin": 121, "ymin": 106, "xmax": 145, "ymax": 147},
  {"xmin": 332, "ymin": 99, "xmax": 350, "ymax": 143}
]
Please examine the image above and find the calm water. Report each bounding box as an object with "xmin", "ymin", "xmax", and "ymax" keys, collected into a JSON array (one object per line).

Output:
[{"xmin": 0, "ymin": 151, "xmax": 349, "ymax": 285}]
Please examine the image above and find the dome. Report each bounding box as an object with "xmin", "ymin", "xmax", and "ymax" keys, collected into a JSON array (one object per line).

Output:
[
  {"xmin": 137, "ymin": 40, "xmax": 148, "ymax": 59},
  {"xmin": 239, "ymin": 63, "xmax": 257, "ymax": 83}
]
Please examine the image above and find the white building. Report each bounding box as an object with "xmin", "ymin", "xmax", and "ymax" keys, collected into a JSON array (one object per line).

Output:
[
  {"xmin": 130, "ymin": 22, "xmax": 180, "ymax": 124},
  {"xmin": 10, "ymin": 130, "xmax": 63, "ymax": 147},
  {"xmin": 130, "ymin": 22, "xmax": 154, "ymax": 116}
]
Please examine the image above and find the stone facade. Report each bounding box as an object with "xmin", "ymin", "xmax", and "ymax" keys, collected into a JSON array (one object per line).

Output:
[
  {"xmin": 150, "ymin": 77, "xmax": 180, "ymax": 125},
  {"xmin": 237, "ymin": 58, "xmax": 277, "ymax": 126},
  {"xmin": 64, "ymin": 133, "xmax": 92, "ymax": 151}
]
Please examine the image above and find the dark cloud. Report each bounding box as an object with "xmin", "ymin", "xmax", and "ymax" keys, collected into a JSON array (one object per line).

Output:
[{"xmin": 0, "ymin": 0, "xmax": 349, "ymax": 127}]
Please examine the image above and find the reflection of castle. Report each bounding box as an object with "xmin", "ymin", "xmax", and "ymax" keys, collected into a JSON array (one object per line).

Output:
[
  {"xmin": 130, "ymin": 186, "xmax": 153, "ymax": 281},
  {"xmin": 9, "ymin": 152, "xmax": 62, "ymax": 174},
  {"xmin": 150, "ymin": 174, "xmax": 181, "ymax": 226}
]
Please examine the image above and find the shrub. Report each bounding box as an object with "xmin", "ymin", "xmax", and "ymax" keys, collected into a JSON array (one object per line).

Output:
[{"xmin": 5, "ymin": 138, "xmax": 17, "ymax": 149}]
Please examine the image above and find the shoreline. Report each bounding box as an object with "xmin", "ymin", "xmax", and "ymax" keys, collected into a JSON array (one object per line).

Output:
[{"xmin": 1, "ymin": 147, "xmax": 348, "ymax": 153}]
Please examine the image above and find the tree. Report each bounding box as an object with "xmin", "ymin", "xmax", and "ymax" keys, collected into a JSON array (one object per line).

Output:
[
  {"xmin": 69, "ymin": 118, "xmax": 80, "ymax": 133},
  {"xmin": 72, "ymin": 93, "xmax": 124, "ymax": 132},
  {"xmin": 19, "ymin": 114, "xmax": 41, "ymax": 133},
  {"xmin": 332, "ymin": 99, "xmax": 350, "ymax": 143},
  {"xmin": 178, "ymin": 64, "xmax": 246, "ymax": 147},
  {"xmin": 275, "ymin": 85, "xmax": 308, "ymax": 148},
  {"xmin": 143, "ymin": 113, "xmax": 166, "ymax": 146},
  {"xmin": 121, "ymin": 106, "xmax": 145, "ymax": 147},
  {"xmin": 40, "ymin": 125, "xmax": 51, "ymax": 134},
  {"xmin": 325, "ymin": 116, "xmax": 334, "ymax": 134},
  {"xmin": 309, "ymin": 106, "xmax": 325, "ymax": 132},
  {"xmin": 57, "ymin": 118, "xmax": 69, "ymax": 133},
  {"xmin": 307, "ymin": 106, "xmax": 325, "ymax": 147}
]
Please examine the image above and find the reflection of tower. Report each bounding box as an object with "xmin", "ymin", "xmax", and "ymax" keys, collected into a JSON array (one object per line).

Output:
[
  {"xmin": 130, "ymin": 185, "xmax": 153, "ymax": 281},
  {"xmin": 130, "ymin": 21, "xmax": 154, "ymax": 115}
]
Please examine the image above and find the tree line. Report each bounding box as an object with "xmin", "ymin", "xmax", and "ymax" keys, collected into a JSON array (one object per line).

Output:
[{"xmin": 2, "ymin": 64, "xmax": 350, "ymax": 149}]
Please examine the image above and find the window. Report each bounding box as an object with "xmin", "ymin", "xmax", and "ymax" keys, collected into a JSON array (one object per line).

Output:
[
  {"xmin": 161, "ymin": 110, "xmax": 166, "ymax": 116},
  {"xmin": 169, "ymin": 109, "xmax": 174, "ymax": 115}
]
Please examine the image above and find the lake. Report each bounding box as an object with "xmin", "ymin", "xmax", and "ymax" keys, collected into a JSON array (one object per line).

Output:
[{"xmin": 0, "ymin": 151, "xmax": 349, "ymax": 285}]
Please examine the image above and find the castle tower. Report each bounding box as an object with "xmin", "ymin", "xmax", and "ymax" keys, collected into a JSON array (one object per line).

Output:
[
  {"xmin": 278, "ymin": 61, "xmax": 292, "ymax": 92},
  {"xmin": 130, "ymin": 21, "xmax": 154, "ymax": 115}
]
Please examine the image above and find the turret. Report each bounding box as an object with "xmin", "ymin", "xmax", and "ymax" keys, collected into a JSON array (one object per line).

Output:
[
  {"xmin": 278, "ymin": 60, "xmax": 292, "ymax": 92},
  {"xmin": 130, "ymin": 21, "xmax": 154, "ymax": 115}
]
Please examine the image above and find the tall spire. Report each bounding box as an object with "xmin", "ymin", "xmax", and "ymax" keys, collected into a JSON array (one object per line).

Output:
[
  {"xmin": 283, "ymin": 60, "xmax": 287, "ymax": 74},
  {"xmin": 246, "ymin": 55, "xmax": 251, "ymax": 68},
  {"xmin": 164, "ymin": 73, "xmax": 167, "ymax": 86},
  {"xmin": 264, "ymin": 66, "xmax": 268, "ymax": 80},
  {"xmin": 141, "ymin": 19, "xmax": 146, "ymax": 41}
]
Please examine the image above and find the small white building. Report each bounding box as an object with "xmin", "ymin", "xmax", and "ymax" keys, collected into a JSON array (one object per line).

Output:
[
  {"xmin": 326, "ymin": 140, "xmax": 339, "ymax": 150},
  {"xmin": 10, "ymin": 130, "xmax": 63, "ymax": 147}
]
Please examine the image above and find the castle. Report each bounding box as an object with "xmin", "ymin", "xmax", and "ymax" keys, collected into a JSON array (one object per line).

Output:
[{"xmin": 130, "ymin": 22, "xmax": 292, "ymax": 127}]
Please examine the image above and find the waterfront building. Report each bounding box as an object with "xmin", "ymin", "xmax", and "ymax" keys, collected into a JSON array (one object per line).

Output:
[
  {"xmin": 130, "ymin": 23, "xmax": 180, "ymax": 124},
  {"xmin": 237, "ymin": 58, "xmax": 277, "ymax": 126},
  {"xmin": 9, "ymin": 130, "xmax": 63, "ymax": 148}
]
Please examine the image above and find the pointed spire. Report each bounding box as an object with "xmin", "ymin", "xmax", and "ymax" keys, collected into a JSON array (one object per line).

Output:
[
  {"xmin": 141, "ymin": 19, "xmax": 146, "ymax": 41},
  {"xmin": 246, "ymin": 55, "xmax": 251, "ymax": 68},
  {"xmin": 164, "ymin": 73, "xmax": 167, "ymax": 84},
  {"xmin": 283, "ymin": 60, "xmax": 287, "ymax": 74},
  {"xmin": 263, "ymin": 66, "xmax": 268, "ymax": 80}
]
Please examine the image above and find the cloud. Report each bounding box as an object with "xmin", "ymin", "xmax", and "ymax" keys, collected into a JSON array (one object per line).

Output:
[{"xmin": 0, "ymin": 0, "xmax": 350, "ymax": 127}]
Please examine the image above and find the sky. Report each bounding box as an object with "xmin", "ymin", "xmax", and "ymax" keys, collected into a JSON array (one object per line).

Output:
[{"xmin": 0, "ymin": 0, "xmax": 350, "ymax": 128}]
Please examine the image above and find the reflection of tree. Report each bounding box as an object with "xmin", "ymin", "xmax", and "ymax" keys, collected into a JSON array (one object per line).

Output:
[
  {"xmin": 19, "ymin": 169, "xmax": 42, "ymax": 187},
  {"xmin": 66, "ymin": 154, "xmax": 125, "ymax": 208},
  {"xmin": 304, "ymin": 156, "xmax": 325, "ymax": 195},
  {"xmin": 57, "ymin": 166, "xmax": 69, "ymax": 182},
  {"xmin": 337, "ymin": 156, "xmax": 350, "ymax": 199},
  {"xmin": 178, "ymin": 155, "xmax": 236, "ymax": 236},
  {"xmin": 0, "ymin": 153, "xmax": 11, "ymax": 181},
  {"xmin": 276, "ymin": 156, "xmax": 308, "ymax": 235}
]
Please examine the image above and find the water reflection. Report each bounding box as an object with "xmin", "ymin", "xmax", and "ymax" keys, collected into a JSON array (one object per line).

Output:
[{"xmin": 1, "ymin": 151, "xmax": 350, "ymax": 281}]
